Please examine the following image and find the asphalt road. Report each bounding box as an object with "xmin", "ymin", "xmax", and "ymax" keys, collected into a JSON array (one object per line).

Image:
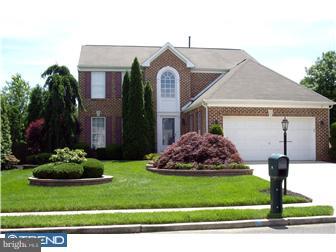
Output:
[{"xmin": 157, "ymin": 223, "xmax": 336, "ymax": 234}]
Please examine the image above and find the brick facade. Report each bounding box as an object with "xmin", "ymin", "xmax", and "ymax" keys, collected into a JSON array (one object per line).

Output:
[
  {"xmin": 78, "ymin": 47, "xmax": 330, "ymax": 161},
  {"xmin": 78, "ymin": 71, "xmax": 122, "ymax": 145},
  {"xmin": 79, "ymin": 48, "xmax": 219, "ymax": 148},
  {"xmin": 208, "ymin": 107, "xmax": 329, "ymax": 161},
  {"xmin": 190, "ymin": 72, "xmax": 221, "ymax": 97}
]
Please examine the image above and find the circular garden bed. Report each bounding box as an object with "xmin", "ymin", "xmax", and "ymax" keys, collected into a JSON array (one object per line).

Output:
[
  {"xmin": 28, "ymin": 175, "xmax": 113, "ymax": 186},
  {"xmin": 150, "ymin": 132, "xmax": 253, "ymax": 176},
  {"xmin": 146, "ymin": 163, "xmax": 253, "ymax": 176},
  {"xmin": 28, "ymin": 148, "xmax": 112, "ymax": 186}
]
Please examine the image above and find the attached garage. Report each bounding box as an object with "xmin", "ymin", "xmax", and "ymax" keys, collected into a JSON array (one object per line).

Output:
[
  {"xmin": 222, "ymin": 116, "xmax": 316, "ymax": 161},
  {"xmin": 182, "ymin": 58, "xmax": 334, "ymax": 161}
]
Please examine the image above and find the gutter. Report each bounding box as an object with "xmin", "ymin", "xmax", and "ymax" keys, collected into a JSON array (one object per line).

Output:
[{"xmin": 202, "ymin": 101, "xmax": 209, "ymax": 133}]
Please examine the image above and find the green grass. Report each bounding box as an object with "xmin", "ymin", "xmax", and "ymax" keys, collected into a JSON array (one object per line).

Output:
[
  {"xmin": 1, "ymin": 160, "xmax": 309, "ymax": 212},
  {"xmin": 1, "ymin": 206, "xmax": 333, "ymax": 228}
]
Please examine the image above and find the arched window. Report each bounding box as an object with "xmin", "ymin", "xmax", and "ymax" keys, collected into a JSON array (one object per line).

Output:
[{"xmin": 161, "ymin": 71, "xmax": 176, "ymax": 98}]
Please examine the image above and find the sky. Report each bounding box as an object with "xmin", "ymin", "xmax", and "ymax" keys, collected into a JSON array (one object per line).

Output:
[{"xmin": 1, "ymin": 0, "xmax": 335, "ymax": 89}]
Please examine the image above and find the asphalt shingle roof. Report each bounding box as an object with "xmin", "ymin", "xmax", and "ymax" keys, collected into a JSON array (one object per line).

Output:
[
  {"xmin": 186, "ymin": 59, "xmax": 334, "ymax": 106},
  {"xmin": 78, "ymin": 45, "xmax": 253, "ymax": 70}
]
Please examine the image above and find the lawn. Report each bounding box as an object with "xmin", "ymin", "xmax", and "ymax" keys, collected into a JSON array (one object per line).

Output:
[
  {"xmin": 1, "ymin": 206, "xmax": 333, "ymax": 228},
  {"xmin": 1, "ymin": 160, "xmax": 309, "ymax": 213}
]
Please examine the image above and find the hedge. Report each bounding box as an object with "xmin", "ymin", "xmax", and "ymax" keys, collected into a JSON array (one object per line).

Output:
[
  {"xmin": 81, "ymin": 158, "xmax": 104, "ymax": 178},
  {"xmin": 32, "ymin": 163, "xmax": 84, "ymax": 179}
]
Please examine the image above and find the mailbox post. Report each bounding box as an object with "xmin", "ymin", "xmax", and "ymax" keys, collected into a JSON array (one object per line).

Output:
[{"xmin": 268, "ymin": 154, "xmax": 289, "ymax": 215}]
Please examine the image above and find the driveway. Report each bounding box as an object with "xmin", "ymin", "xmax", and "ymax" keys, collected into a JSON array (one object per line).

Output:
[{"xmin": 248, "ymin": 161, "xmax": 336, "ymax": 209}]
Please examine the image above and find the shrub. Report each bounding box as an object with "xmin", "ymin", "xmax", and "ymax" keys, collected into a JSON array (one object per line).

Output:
[
  {"xmin": 1, "ymin": 154, "xmax": 20, "ymax": 170},
  {"xmin": 26, "ymin": 153, "xmax": 52, "ymax": 165},
  {"xmin": 96, "ymin": 148, "xmax": 107, "ymax": 160},
  {"xmin": 81, "ymin": 158, "xmax": 104, "ymax": 178},
  {"xmin": 329, "ymin": 122, "xmax": 336, "ymax": 160},
  {"xmin": 12, "ymin": 142, "xmax": 28, "ymax": 164},
  {"xmin": 25, "ymin": 118, "xmax": 45, "ymax": 154},
  {"xmin": 49, "ymin": 147, "xmax": 87, "ymax": 163},
  {"xmin": 105, "ymin": 144, "xmax": 122, "ymax": 160},
  {"xmin": 32, "ymin": 163, "xmax": 84, "ymax": 179},
  {"xmin": 144, "ymin": 153, "xmax": 160, "ymax": 161},
  {"xmin": 73, "ymin": 142, "xmax": 91, "ymax": 153},
  {"xmin": 155, "ymin": 132, "xmax": 242, "ymax": 169},
  {"xmin": 175, "ymin": 163, "xmax": 194, "ymax": 169},
  {"xmin": 227, "ymin": 163, "xmax": 250, "ymax": 169},
  {"xmin": 209, "ymin": 123, "xmax": 223, "ymax": 136}
]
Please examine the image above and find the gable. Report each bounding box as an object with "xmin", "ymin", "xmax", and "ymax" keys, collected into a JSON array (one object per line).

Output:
[{"xmin": 142, "ymin": 42, "xmax": 194, "ymax": 68}]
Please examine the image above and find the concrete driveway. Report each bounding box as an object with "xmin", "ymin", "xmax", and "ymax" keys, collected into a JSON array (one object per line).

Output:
[{"xmin": 248, "ymin": 161, "xmax": 336, "ymax": 209}]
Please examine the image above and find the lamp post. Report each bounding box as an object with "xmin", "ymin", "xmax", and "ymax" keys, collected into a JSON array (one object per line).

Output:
[{"xmin": 281, "ymin": 117, "xmax": 289, "ymax": 195}]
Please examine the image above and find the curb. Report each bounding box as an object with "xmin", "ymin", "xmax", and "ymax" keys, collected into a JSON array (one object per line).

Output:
[{"xmin": 1, "ymin": 216, "xmax": 335, "ymax": 234}]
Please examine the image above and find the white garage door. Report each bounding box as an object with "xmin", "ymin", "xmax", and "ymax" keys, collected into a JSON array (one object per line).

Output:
[{"xmin": 223, "ymin": 116, "xmax": 316, "ymax": 161}]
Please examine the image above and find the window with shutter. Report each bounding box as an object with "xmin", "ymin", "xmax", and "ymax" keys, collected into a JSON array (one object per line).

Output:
[{"xmin": 91, "ymin": 72, "xmax": 106, "ymax": 98}]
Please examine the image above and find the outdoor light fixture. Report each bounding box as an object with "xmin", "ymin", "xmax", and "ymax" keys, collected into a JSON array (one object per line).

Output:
[
  {"xmin": 281, "ymin": 117, "xmax": 289, "ymax": 195},
  {"xmin": 281, "ymin": 117, "xmax": 289, "ymax": 132}
]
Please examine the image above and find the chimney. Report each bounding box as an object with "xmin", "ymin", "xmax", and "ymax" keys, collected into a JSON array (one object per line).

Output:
[{"xmin": 188, "ymin": 36, "xmax": 191, "ymax": 48}]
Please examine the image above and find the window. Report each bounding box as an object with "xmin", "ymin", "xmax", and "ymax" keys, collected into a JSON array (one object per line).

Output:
[
  {"xmin": 91, "ymin": 72, "xmax": 105, "ymax": 98},
  {"xmin": 161, "ymin": 71, "xmax": 175, "ymax": 98},
  {"xmin": 91, "ymin": 117, "xmax": 106, "ymax": 149}
]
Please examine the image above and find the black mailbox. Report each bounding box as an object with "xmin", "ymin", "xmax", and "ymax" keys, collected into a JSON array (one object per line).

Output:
[
  {"xmin": 268, "ymin": 153, "xmax": 290, "ymax": 216},
  {"xmin": 268, "ymin": 153, "xmax": 289, "ymax": 178}
]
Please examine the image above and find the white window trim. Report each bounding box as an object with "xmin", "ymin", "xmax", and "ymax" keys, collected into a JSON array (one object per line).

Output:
[
  {"xmin": 91, "ymin": 71, "xmax": 106, "ymax": 99},
  {"xmin": 156, "ymin": 66, "xmax": 181, "ymax": 103},
  {"xmin": 91, "ymin": 117, "xmax": 106, "ymax": 149}
]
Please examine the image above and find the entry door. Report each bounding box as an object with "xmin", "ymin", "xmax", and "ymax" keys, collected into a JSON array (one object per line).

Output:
[{"xmin": 158, "ymin": 116, "xmax": 180, "ymax": 152}]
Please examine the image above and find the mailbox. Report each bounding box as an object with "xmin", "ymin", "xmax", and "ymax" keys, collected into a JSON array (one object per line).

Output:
[
  {"xmin": 268, "ymin": 153, "xmax": 289, "ymax": 178},
  {"xmin": 268, "ymin": 153, "xmax": 290, "ymax": 216}
]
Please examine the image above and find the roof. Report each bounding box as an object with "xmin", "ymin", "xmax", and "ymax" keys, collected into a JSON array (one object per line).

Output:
[
  {"xmin": 78, "ymin": 44, "xmax": 253, "ymax": 70},
  {"xmin": 183, "ymin": 59, "xmax": 334, "ymax": 110}
]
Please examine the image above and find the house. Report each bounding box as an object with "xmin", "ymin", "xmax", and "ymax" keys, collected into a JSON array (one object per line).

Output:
[{"xmin": 77, "ymin": 43, "xmax": 334, "ymax": 161}]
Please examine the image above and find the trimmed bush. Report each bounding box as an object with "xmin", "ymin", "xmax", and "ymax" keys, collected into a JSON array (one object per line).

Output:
[
  {"xmin": 81, "ymin": 158, "xmax": 104, "ymax": 178},
  {"xmin": 155, "ymin": 132, "xmax": 242, "ymax": 169},
  {"xmin": 209, "ymin": 123, "xmax": 223, "ymax": 136},
  {"xmin": 96, "ymin": 148, "xmax": 107, "ymax": 160},
  {"xmin": 26, "ymin": 153, "xmax": 52, "ymax": 165},
  {"xmin": 32, "ymin": 163, "xmax": 84, "ymax": 179}
]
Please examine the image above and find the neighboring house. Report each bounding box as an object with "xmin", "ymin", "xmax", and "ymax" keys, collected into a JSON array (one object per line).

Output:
[{"xmin": 78, "ymin": 42, "xmax": 334, "ymax": 161}]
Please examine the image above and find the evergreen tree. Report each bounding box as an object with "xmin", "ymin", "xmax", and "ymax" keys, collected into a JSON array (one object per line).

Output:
[
  {"xmin": 27, "ymin": 84, "xmax": 46, "ymax": 124},
  {"xmin": 42, "ymin": 65, "xmax": 82, "ymax": 151},
  {"xmin": 0, "ymin": 95, "xmax": 12, "ymax": 162},
  {"xmin": 1, "ymin": 74, "xmax": 30, "ymax": 146},
  {"xmin": 123, "ymin": 58, "xmax": 146, "ymax": 160},
  {"xmin": 144, "ymin": 81, "xmax": 155, "ymax": 153},
  {"xmin": 122, "ymin": 72, "xmax": 130, "ymax": 150}
]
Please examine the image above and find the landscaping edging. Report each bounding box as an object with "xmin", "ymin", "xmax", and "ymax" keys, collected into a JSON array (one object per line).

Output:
[
  {"xmin": 146, "ymin": 165, "xmax": 253, "ymax": 176},
  {"xmin": 28, "ymin": 175, "xmax": 113, "ymax": 186},
  {"xmin": 2, "ymin": 216, "xmax": 335, "ymax": 234}
]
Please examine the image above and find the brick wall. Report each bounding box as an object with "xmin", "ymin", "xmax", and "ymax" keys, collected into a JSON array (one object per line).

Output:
[
  {"xmin": 207, "ymin": 107, "xmax": 329, "ymax": 161},
  {"xmin": 190, "ymin": 72, "xmax": 221, "ymax": 97},
  {"xmin": 78, "ymin": 71, "xmax": 122, "ymax": 145},
  {"xmin": 182, "ymin": 106, "xmax": 206, "ymax": 135}
]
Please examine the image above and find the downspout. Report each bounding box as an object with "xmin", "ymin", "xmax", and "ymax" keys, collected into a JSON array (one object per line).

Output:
[{"xmin": 202, "ymin": 101, "xmax": 209, "ymax": 133}]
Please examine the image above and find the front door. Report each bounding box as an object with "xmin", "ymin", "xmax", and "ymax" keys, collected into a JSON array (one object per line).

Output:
[{"xmin": 158, "ymin": 115, "xmax": 180, "ymax": 152}]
